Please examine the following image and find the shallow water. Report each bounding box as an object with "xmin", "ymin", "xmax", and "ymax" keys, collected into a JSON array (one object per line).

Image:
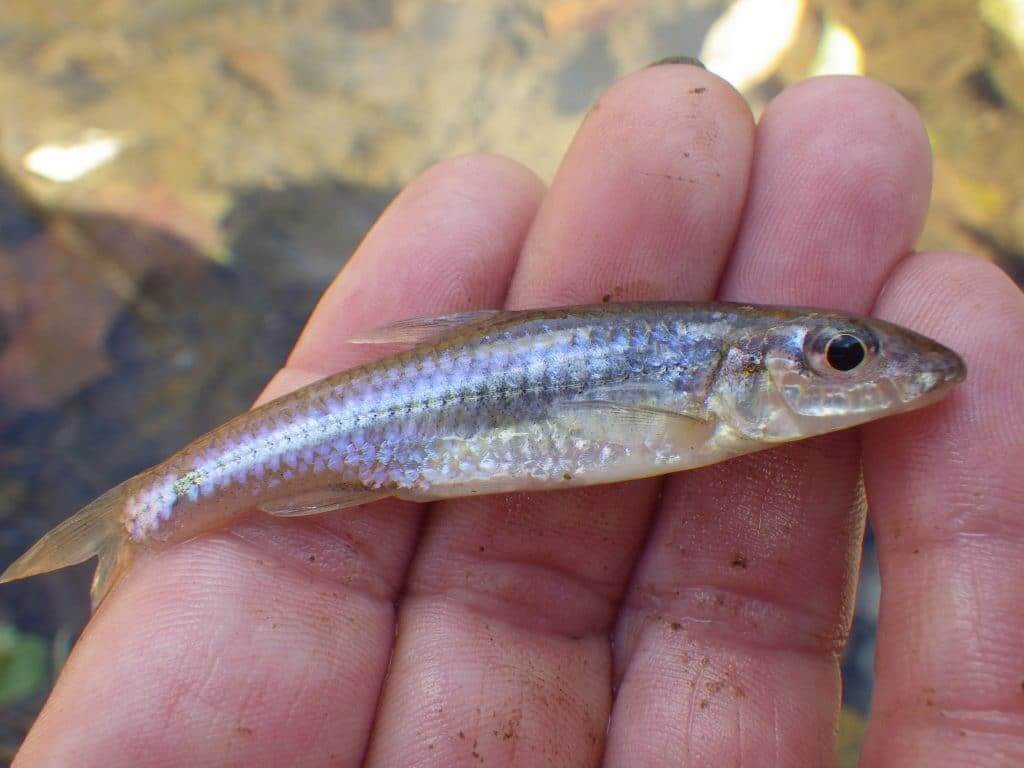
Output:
[{"xmin": 0, "ymin": 0, "xmax": 1021, "ymax": 761}]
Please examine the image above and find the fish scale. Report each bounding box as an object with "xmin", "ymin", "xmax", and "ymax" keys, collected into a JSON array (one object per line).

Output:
[
  {"xmin": 0, "ymin": 302, "xmax": 965, "ymax": 608},
  {"xmin": 120, "ymin": 309, "xmax": 711, "ymax": 542}
]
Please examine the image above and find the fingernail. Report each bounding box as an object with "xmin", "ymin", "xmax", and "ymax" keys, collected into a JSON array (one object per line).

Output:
[{"xmin": 647, "ymin": 56, "xmax": 705, "ymax": 69}]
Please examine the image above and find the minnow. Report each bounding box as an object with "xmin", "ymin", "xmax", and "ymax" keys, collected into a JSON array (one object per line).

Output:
[{"xmin": 1, "ymin": 303, "xmax": 965, "ymax": 607}]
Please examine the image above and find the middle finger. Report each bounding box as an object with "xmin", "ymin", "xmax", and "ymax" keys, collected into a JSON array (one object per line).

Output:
[
  {"xmin": 367, "ymin": 61, "xmax": 755, "ymax": 766},
  {"xmin": 606, "ymin": 76, "xmax": 933, "ymax": 766}
]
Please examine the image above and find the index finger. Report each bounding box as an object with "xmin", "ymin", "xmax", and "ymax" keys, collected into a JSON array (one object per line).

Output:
[{"xmin": 14, "ymin": 155, "xmax": 544, "ymax": 767}]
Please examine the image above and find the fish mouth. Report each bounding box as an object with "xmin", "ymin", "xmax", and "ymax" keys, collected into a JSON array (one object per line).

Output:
[
  {"xmin": 941, "ymin": 351, "xmax": 968, "ymax": 385},
  {"xmin": 912, "ymin": 349, "xmax": 967, "ymax": 398}
]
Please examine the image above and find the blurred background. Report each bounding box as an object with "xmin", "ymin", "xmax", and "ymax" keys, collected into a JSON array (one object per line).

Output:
[{"xmin": 0, "ymin": 0, "xmax": 1021, "ymax": 763}]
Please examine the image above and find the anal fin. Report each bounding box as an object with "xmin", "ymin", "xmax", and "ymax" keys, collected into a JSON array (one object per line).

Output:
[{"xmin": 258, "ymin": 488, "xmax": 389, "ymax": 517}]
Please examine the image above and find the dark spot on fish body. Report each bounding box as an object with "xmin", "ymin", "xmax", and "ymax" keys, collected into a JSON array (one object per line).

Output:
[
  {"xmin": 670, "ymin": 621, "xmax": 681, "ymax": 631},
  {"xmin": 730, "ymin": 553, "xmax": 747, "ymax": 569},
  {"xmin": 699, "ymin": 700, "xmax": 709, "ymax": 709},
  {"xmin": 236, "ymin": 726, "xmax": 254, "ymax": 736},
  {"xmin": 690, "ymin": 86, "xmax": 706, "ymax": 94}
]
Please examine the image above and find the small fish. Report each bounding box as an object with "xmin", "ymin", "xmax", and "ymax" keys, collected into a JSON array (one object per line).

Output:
[{"xmin": 1, "ymin": 303, "xmax": 965, "ymax": 608}]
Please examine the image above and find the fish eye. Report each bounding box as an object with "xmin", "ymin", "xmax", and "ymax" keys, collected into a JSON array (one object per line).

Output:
[
  {"xmin": 804, "ymin": 326, "xmax": 876, "ymax": 377},
  {"xmin": 825, "ymin": 333, "xmax": 866, "ymax": 372}
]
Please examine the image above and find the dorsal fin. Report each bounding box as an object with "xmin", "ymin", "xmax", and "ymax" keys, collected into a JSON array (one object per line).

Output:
[{"xmin": 347, "ymin": 309, "xmax": 511, "ymax": 346}]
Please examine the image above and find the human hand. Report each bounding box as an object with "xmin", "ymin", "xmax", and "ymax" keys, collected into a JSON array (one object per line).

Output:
[{"xmin": 15, "ymin": 64, "xmax": 1024, "ymax": 767}]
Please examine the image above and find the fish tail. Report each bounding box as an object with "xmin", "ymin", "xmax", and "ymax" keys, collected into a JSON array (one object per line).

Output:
[{"xmin": 1, "ymin": 482, "xmax": 134, "ymax": 610}]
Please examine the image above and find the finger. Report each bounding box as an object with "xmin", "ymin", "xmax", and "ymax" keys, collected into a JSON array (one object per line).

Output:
[
  {"xmin": 606, "ymin": 76, "xmax": 933, "ymax": 766},
  {"xmin": 861, "ymin": 253, "xmax": 1024, "ymax": 767},
  {"xmin": 260, "ymin": 155, "xmax": 542, "ymax": 398},
  {"xmin": 14, "ymin": 155, "xmax": 544, "ymax": 768},
  {"xmin": 366, "ymin": 62, "xmax": 756, "ymax": 767}
]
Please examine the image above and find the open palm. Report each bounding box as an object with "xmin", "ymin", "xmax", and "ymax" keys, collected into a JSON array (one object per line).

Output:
[{"xmin": 17, "ymin": 65, "xmax": 1024, "ymax": 767}]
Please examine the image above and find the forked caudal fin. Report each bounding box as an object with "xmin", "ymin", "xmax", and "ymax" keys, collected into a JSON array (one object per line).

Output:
[{"xmin": 0, "ymin": 481, "xmax": 134, "ymax": 611}]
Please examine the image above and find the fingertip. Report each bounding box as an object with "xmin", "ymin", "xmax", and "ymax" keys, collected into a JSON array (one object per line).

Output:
[
  {"xmin": 772, "ymin": 74, "xmax": 926, "ymax": 129},
  {"xmin": 286, "ymin": 152, "xmax": 544, "ymax": 374},
  {"xmin": 599, "ymin": 59, "xmax": 754, "ymax": 134},
  {"xmin": 766, "ymin": 75, "xmax": 930, "ymax": 155},
  {"xmin": 405, "ymin": 153, "xmax": 546, "ymax": 208},
  {"xmin": 513, "ymin": 60, "xmax": 756, "ymax": 308},
  {"xmin": 725, "ymin": 75, "xmax": 933, "ymax": 308},
  {"xmin": 875, "ymin": 250, "xmax": 1023, "ymax": 334},
  {"xmin": 766, "ymin": 75, "xmax": 933, "ymax": 223}
]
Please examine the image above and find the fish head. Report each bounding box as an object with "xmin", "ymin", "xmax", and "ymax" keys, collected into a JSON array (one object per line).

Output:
[{"xmin": 711, "ymin": 312, "xmax": 966, "ymax": 442}]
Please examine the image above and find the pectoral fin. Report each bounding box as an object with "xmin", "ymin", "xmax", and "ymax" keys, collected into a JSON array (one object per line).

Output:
[
  {"xmin": 258, "ymin": 488, "xmax": 389, "ymax": 517},
  {"xmin": 348, "ymin": 310, "xmax": 510, "ymax": 345},
  {"xmin": 551, "ymin": 400, "xmax": 713, "ymax": 451}
]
